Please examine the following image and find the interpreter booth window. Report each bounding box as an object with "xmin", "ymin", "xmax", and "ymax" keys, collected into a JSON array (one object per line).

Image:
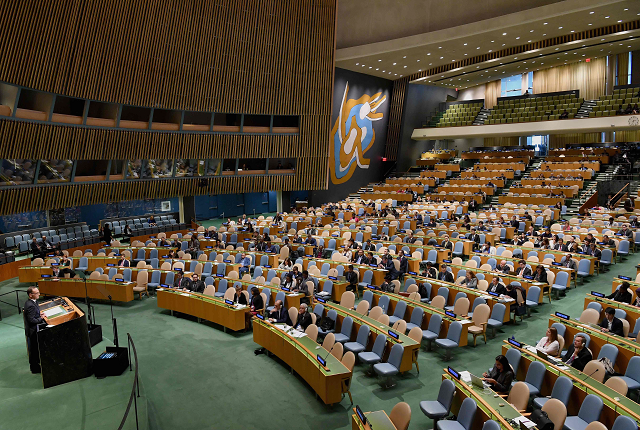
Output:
[
  {"xmin": 126, "ymin": 159, "xmax": 143, "ymax": 180},
  {"xmin": 269, "ymin": 158, "xmax": 296, "ymax": 174},
  {"xmin": 501, "ymin": 72, "xmax": 533, "ymax": 97},
  {"xmin": 146, "ymin": 159, "xmax": 173, "ymax": 178},
  {"xmin": 205, "ymin": 159, "xmax": 222, "ymax": 176},
  {"xmin": 74, "ymin": 160, "xmax": 109, "ymax": 182},
  {"xmin": 222, "ymin": 159, "xmax": 236, "ymax": 176},
  {"xmin": 238, "ymin": 159, "xmax": 267, "ymax": 175},
  {"xmin": 38, "ymin": 159, "xmax": 73, "ymax": 183},
  {"xmin": 175, "ymin": 159, "xmax": 204, "ymax": 177},
  {"xmin": 109, "ymin": 161, "xmax": 124, "ymax": 181},
  {"xmin": 0, "ymin": 159, "xmax": 36, "ymax": 186}
]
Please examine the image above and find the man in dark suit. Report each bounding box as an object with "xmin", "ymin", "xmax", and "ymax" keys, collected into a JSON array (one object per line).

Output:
[
  {"xmin": 601, "ymin": 235, "xmax": 615, "ymax": 247},
  {"xmin": 422, "ymin": 261, "xmax": 437, "ymax": 279},
  {"xmin": 588, "ymin": 243, "xmax": 602, "ymax": 259},
  {"xmin": 24, "ymin": 286, "xmax": 45, "ymax": 373},
  {"xmin": 173, "ymin": 272, "xmax": 191, "ymax": 290},
  {"xmin": 437, "ymin": 264, "xmax": 454, "ymax": 283},
  {"xmin": 599, "ymin": 307, "xmax": 624, "ymax": 336},
  {"xmin": 117, "ymin": 255, "xmax": 130, "ymax": 267},
  {"xmin": 268, "ymin": 300, "xmax": 291, "ymax": 324},
  {"xmin": 496, "ymin": 260, "xmax": 511, "ymax": 274},
  {"xmin": 562, "ymin": 334, "xmax": 592, "ymax": 371},
  {"xmin": 397, "ymin": 250, "xmax": 409, "ymax": 278},
  {"xmin": 553, "ymin": 239, "xmax": 567, "ymax": 252},
  {"xmin": 30, "ymin": 236, "xmax": 43, "ymax": 260},
  {"xmin": 562, "ymin": 254, "xmax": 578, "ymax": 271},
  {"xmin": 440, "ymin": 235, "xmax": 453, "ymax": 251},
  {"xmin": 515, "ymin": 260, "xmax": 531, "ymax": 278},
  {"xmin": 405, "ymin": 232, "xmax": 417, "ymax": 244},
  {"xmin": 188, "ymin": 274, "xmax": 205, "ymax": 294},
  {"xmin": 487, "ymin": 277, "xmax": 507, "ymax": 295},
  {"xmin": 379, "ymin": 255, "xmax": 398, "ymax": 280},
  {"xmin": 509, "ymin": 216, "xmax": 519, "ymax": 228},
  {"xmin": 292, "ymin": 303, "xmax": 312, "ymax": 331},
  {"xmin": 468, "ymin": 229, "xmax": 481, "ymax": 252},
  {"xmin": 345, "ymin": 265, "xmax": 358, "ymax": 293},
  {"xmin": 363, "ymin": 239, "xmax": 375, "ymax": 252}
]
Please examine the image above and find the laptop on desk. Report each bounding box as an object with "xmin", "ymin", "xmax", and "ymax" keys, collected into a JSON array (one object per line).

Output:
[{"xmin": 470, "ymin": 373, "xmax": 487, "ymax": 389}]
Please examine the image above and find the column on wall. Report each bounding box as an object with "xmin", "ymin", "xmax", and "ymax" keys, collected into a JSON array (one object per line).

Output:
[
  {"xmin": 484, "ymin": 80, "xmax": 501, "ymax": 109},
  {"xmin": 617, "ymin": 52, "xmax": 630, "ymax": 86},
  {"xmin": 548, "ymin": 133, "xmax": 602, "ymax": 148},
  {"xmin": 606, "ymin": 54, "xmax": 616, "ymax": 95}
]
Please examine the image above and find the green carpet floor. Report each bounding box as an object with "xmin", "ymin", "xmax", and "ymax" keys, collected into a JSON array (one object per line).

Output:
[{"xmin": 0, "ymin": 240, "xmax": 637, "ymax": 429}]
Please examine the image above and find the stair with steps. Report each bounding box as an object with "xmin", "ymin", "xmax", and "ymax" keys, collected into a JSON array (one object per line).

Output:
[
  {"xmin": 473, "ymin": 108, "xmax": 490, "ymax": 125},
  {"xmin": 576, "ymin": 100, "xmax": 596, "ymax": 118}
]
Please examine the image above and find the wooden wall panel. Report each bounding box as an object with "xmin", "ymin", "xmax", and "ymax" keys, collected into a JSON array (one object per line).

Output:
[
  {"xmin": 0, "ymin": 0, "xmax": 337, "ymax": 215},
  {"xmin": 385, "ymin": 78, "xmax": 408, "ymax": 160}
]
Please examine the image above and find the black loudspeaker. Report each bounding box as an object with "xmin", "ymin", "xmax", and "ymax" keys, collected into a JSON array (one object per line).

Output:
[
  {"xmin": 198, "ymin": 178, "xmax": 209, "ymax": 187},
  {"xmin": 87, "ymin": 323, "xmax": 103, "ymax": 347},
  {"xmin": 93, "ymin": 346, "xmax": 129, "ymax": 378}
]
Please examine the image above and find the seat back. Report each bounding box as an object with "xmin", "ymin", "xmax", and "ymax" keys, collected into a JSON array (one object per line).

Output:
[
  {"xmin": 447, "ymin": 321, "xmax": 462, "ymax": 343},
  {"xmin": 393, "ymin": 300, "xmax": 407, "ymax": 319},
  {"xmin": 597, "ymin": 343, "xmax": 619, "ymax": 365},
  {"xmin": 430, "ymin": 295, "xmax": 446, "ymax": 309},
  {"xmin": 355, "ymin": 324, "xmax": 370, "ymax": 346},
  {"xmin": 387, "ymin": 343, "xmax": 404, "ymax": 369},
  {"xmin": 457, "ymin": 397, "xmax": 477, "ymax": 430},
  {"xmin": 340, "ymin": 316, "xmax": 353, "ymax": 338},
  {"xmin": 378, "ymin": 295, "xmax": 390, "ymax": 313},
  {"xmin": 577, "ymin": 394, "xmax": 603, "ymax": 423},
  {"xmin": 508, "ymin": 382, "xmax": 530, "ymax": 411},
  {"xmin": 541, "ymin": 399, "xmax": 567, "ymax": 430},
  {"xmin": 524, "ymin": 361, "xmax": 545, "ymax": 390},
  {"xmin": 389, "ymin": 401, "xmax": 411, "ymax": 430},
  {"xmin": 340, "ymin": 291, "xmax": 355, "ymax": 309}
]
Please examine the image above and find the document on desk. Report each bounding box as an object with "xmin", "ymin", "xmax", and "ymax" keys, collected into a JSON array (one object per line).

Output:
[
  {"xmin": 180, "ymin": 293, "xmax": 191, "ymax": 297},
  {"xmin": 525, "ymin": 346, "xmax": 538, "ymax": 354},
  {"xmin": 513, "ymin": 416, "xmax": 536, "ymax": 429},
  {"xmin": 459, "ymin": 370, "xmax": 472, "ymax": 384},
  {"xmin": 235, "ymin": 304, "xmax": 247, "ymax": 309}
]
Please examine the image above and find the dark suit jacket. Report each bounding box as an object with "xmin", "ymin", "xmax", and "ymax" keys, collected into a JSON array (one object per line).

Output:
[
  {"xmin": 423, "ymin": 267, "xmax": 437, "ymax": 279},
  {"xmin": 534, "ymin": 270, "xmax": 548, "ymax": 284},
  {"xmin": 599, "ymin": 316, "xmax": 624, "ymax": 336},
  {"xmin": 441, "ymin": 240, "xmax": 453, "ymax": 251},
  {"xmin": 487, "ymin": 282, "xmax": 506, "ymax": 295},
  {"xmin": 294, "ymin": 311, "xmax": 312, "ymax": 330},
  {"xmin": 190, "ymin": 281, "xmax": 205, "ymax": 294},
  {"xmin": 607, "ymin": 290, "xmax": 632, "ymax": 304},
  {"xmin": 562, "ymin": 345, "xmax": 592, "ymax": 371},
  {"xmin": 398, "ymin": 257, "xmax": 408, "ymax": 274},
  {"xmin": 118, "ymin": 259, "xmax": 130, "ymax": 267},
  {"xmin": 345, "ymin": 271, "xmax": 358, "ymax": 286},
  {"xmin": 24, "ymin": 299, "xmax": 44, "ymax": 337},
  {"xmin": 30, "ymin": 241, "xmax": 41, "ymax": 253},
  {"xmin": 363, "ymin": 243, "xmax": 375, "ymax": 251},
  {"xmin": 496, "ymin": 264, "xmax": 510, "ymax": 274},
  {"xmin": 438, "ymin": 270, "xmax": 454, "ymax": 283},
  {"xmin": 516, "ymin": 267, "xmax": 532, "ymax": 277},
  {"xmin": 269, "ymin": 307, "xmax": 291, "ymax": 324},
  {"xmin": 249, "ymin": 294, "xmax": 264, "ymax": 311}
]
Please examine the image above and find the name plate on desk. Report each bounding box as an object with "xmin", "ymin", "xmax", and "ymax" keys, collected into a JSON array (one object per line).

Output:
[
  {"xmin": 114, "ymin": 278, "xmax": 124, "ymax": 282},
  {"xmin": 408, "ymin": 271, "xmax": 417, "ymax": 275},
  {"xmin": 217, "ymin": 274, "xmax": 224, "ymax": 277},
  {"xmin": 618, "ymin": 275, "xmax": 631, "ymax": 280},
  {"xmin": 51, "ymin": 263, "xmax": 59, "ymax": 266},
  {"xmin": 225, "ymin": 299, "xmax": 234, "ymax": 306},
  {"xmin": 523, "ymin": 275, "xmax": 534, "ymax": 280},
  {"xmin": 443, "ymin": 259, "xmax": 452, "ymax": 263},
  {"xmin": 255, "ymin": 313, "xmax": 265, "ymax": 320},
  {"xmin": 445, "ymin": 310, "xmax": 456, "ymax": 318},
  {"xmin": 264, "ymin": 265, "xmax": 272, "ymax": 268},
  {"xmin": 107, "ymin": 263, "xmax": 115, "ymax": 267},
  {"xmin": 555, "ymin": 311, "xmax": 570, "ymax": 320},
  {"xmin": 591, "ymin": 291, "xmax": 604, "ymax": 298},
  {"xmin": 41, "ymin": 274, "xmax": 52, "ymax": 278},
  {"xmin": 281, "ymin": 286, "xmax": 291, "ymax": 292},
  {"xmin": 447, "ymin": 366, "xmax": 461, "ymax": 380},
  {"xmin": 160, "ymin": 284, "xmax": 170, "ymax": 288},
  {"xmin": 552, "ymin": 262, "xmax": 562, "ymax": 266},
  {"xmin": 328, "ymin": 276, "xmax": 337, "ymax": 280},
  {"xmin": 508, "ymin": 338, "xmax": 523, "ymax": 348},
  {"xmin": 224, "ymin": 260, "xmax": 232, "ymax": 263},
  {"xmin": 316, "ymin": 297, "xmax": 326, "ymax": 303},
  {"xmin": 388, "ymin": 330, "xmax": 400, "ymax": 340},
  {"xmin": 206, "ymin": 246, "xmax": 213, "ymax": 249},
  {"xmin": 316, "ymin": 355, "xmax": 327, "ymax": 367}
]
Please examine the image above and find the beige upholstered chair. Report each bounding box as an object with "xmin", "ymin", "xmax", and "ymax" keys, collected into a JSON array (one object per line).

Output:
[
  {"xmin": 355, "ymin": 301, "xmax": 369, "ymax": 315},
  {"xmin": 305, "ymin": 324, "xmax": 318, "ymax": 342},
  {"xmin": 322, "ymin": 332, "xmax": 335, "ymax": 351},
  {"xmin": 133, "ymin": 270, "xmax": 148, "ymax": 299},
  {"xmin": 541, "ymin": 399, "xmax": 566, "ymax": 430},
  {"xmin": 468, "ymin": 304, "xmax": 490, "ymax": 346},
  {"xmin": 389, "ymin": 402, "xmax": 411, "ymax": 430},
  {"xmin": 369, "ymin": 306, "xmax": 383, "ymax": 320},
  {"xmin": 506, "ymin": 382, "xmax": 530, "ymax": 412},
  {"xmin": 341, "ymin": 351, "xmax": 356, "ymax": 404}
]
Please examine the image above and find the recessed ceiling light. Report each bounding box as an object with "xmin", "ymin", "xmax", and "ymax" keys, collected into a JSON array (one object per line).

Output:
[
  {"xmin": 393, "ymin": 62, "xmax": 396, "ymax": 65},
  {"xmin": 618, "ymin": 20, "xmax": 622, "ymax": 23},
  {"xmin": 530, "ymin": 30, "xmax": 534, "ymax": 32},
  {"xmin": 362, "ymin": 65, "xmax": 365, "ymax": 67},
  {"xmin": 369, "ymin": 66, "xmax": 372, "ymax": 68},
  {"xmin": 382, "ymin": 70, "xmax": 385, "ymax": 72},
  {"xmin": 491, "ymin": 40, "xmax": 494, "ymax": 43},
  {"xmin": 605, "ymin": 16, "xmax": 610, "ymax": 18},
  {"xmin": 624, "ymin": 8, "xmax": 628, "ymax": 11},
  {"xmin": 375, "ymin": 68, "xmax": 379, "ymax": 70},
  {"xmin": 589, "ymin": 11, "xmax": 594, "ymax": 14},
  {"xmin": 502, "ymin": 32, "xmax": 507, "ymax": 35},
  {"xmin": 516, "ymin": 37, "xmax": 520, "ymax": 39},
  {"xmin": 427, "ymin": 53, "xmax": 431, "ymax": 56},
  {"xmin": 558, "ymin": 26, "xmax": 563, "ymax": 29},
  {"xmin": 438, "ymin": 46, "xmax": 442, "ymax": 49},
  {"xmin": 404, "ymin": 65, "xmax": 407, "ymax": 68},
  {"xmin": 502, "ymin": 43, "xmax": 506, "ymax": 46},
  {"xmin": 543, "ymin": 33, "xmax": 546, "ymax": 36},
  {"xmin": 418, "ymin": 69, "xmax": 421, "ymax": 71},
  {"xmin": 463, "ymin": 43, "xmax": 467, "ymax": 46},
  {"xmin": 528, "ymin": 40, "xmax": 532, "ymax": 43},
  {"xmin": 588, "ymin": 23, "xmax": 592, "ymax": 25},
  {"xmin": 570, "ymin": 30, "xmax": 575, "ymax": 33},
  {"xmin": 403, "ymin": 56, "xmax": 406, "ymax": 58},
  {"xmin": 440, "ymin": 57, "xmax": 444, "ymax": 59},
  {"xmin": 543, "ymin": 22, "xmax": 548, "ymax": 25},
  {"xmin": 394, "ymin": 73, "xmax": 397, "ymax": 76},
  {"xmin": 417, "ymin": 59, "xmax": 420, "ymax": 62},
  {"xmin": 429, "ymin": 63, "xmax": 432, "ymax": 65},
  {"xmin": 355, "ymin": 62, "xmax": 359, "ymax": 65},
  {"xmin": 464, "ymin": 54, "xmax": 468, "ymax": 56},
  {"xmin": 488, "ymin": 50, "xmax": 492, "ymax": 52},
  {"xmin": 378, "ymin": 59, "xmax": 381, "ymax": 62}
]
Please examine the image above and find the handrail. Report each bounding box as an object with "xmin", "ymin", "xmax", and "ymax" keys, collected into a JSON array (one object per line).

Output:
[
  {"xmin": 117, "ymin": 333, "xmax": 140, "ymax": 430},
  {"xmin": 579, "ymin": 191, "xmax": 598, "ymax": 215},
  {"xmin": 610, "ymin": 183, "xmax": 630, "ymax": 207},
  {"xmin": 0, "ymin": 289, "xmax": 28, "ymax": 320}
]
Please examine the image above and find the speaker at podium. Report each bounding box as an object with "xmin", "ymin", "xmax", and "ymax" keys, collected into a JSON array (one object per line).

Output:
[{"xmin": 25, "ymin": 296, "xmax": 93, "ymax": 389}]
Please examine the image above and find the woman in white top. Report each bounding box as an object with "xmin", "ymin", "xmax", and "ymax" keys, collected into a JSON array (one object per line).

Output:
[
  {"xmin": 535, "ymin": 327, "xmax": 560, "ymax": 356},
  {"xmin": 278, "ymin": 257, "xmax": 293, "ymax": 271}
]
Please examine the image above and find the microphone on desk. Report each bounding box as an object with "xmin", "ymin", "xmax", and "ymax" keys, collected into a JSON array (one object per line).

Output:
[
  {"xmin": 582, "ymin": 367, "xmax": 599, "ymax": 381},
  {"xmin": 322, "ymin": 344, "xmax": 336, "ymax": 363}
]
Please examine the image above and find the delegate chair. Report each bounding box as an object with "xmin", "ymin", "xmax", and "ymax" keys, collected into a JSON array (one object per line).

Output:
[
  {"xmin": 422, "ymin": 313, "xmax": 442, "ymax": 351},
  {"xmin": 521, "ymin": 361, "xmax": 545, "ymax": 396},
  {"xmin": 435, "ymin": 321, "xmax": 462, "ymax": 361},
  {"xmin": 344, "ymin": 325, "xmax": 370, "ymax": 356},
  {"xmin": 373, "ymin": 343, "xmax": 403, "ymax": 388},
  {"xmin": 389, "ymin": 402, "xmax": 411, "ymax": 430},
  {"xmin": 533, "ymin": 376, "xmax": 572, "ymax": 409},
  {"xmin": 405, "ymin": 307, "xmax": 424, "ymax": 332},
  {"xmin": 564, "ymin": 394, "xmax": 603, "ymax": 430},
  {"xmin": 358, "ymin": 334, "xmax": 387, "ymax": 374},
  {"xmin": 541, "ymin": 399, "xmax": 567, "ymax": 430},
  {"xmin": 618, "ymin": 356, "xmax": 640, "ymax": 397},
  {"xmin": 420, "ymin": 379, "xmax": 455, "ymax": 427},
  {"xmin": 333, "ymin": 316, "xmax": 353, "ymax": 344},
  {"xmin": 436, "ymin": 397, "xmax": 477, "ymax": 430},
  {"xmin": 487, "ymin": 303, "xmax": 506, "ymax": 338},
  {"xmin": 388, "ymin": 300, "xmax": 407, "ymax": 326}
]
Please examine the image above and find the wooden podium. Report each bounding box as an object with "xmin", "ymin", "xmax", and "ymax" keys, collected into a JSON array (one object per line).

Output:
[{"xmin": 27, "ymin": 297, "xmax": 93, "ymax": 388}]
